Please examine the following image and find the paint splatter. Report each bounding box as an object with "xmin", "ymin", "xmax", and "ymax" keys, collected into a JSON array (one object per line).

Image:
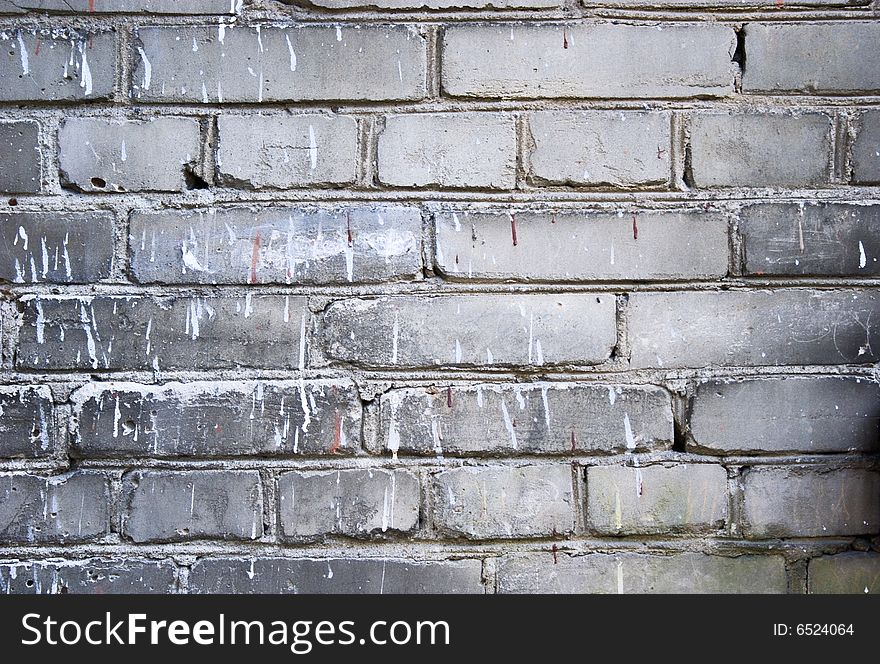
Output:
[
  {"xmin": 632, "ymin": 215, "xmax": 639, "ymax": 240},
  {"xmin": 249, "ymin": 231, "xmax": 261, "ymax": 284},
  {"xmin": 562, "ymin": 28, "xmax": 568, "ymax": 49},
  {"xmin": 510, "ymin": 213, "xmax": 518, "ymax": 246},
  {"xmin": 330, "ymin": 411, "xmax": 342, "ymax": 453},
  {"xmin": 570, "ymin": 431, "xmax": 576, "ymax": 452},
  {"xmin": 447, "ymin": 386, "xmax": 453, "ymax": 408}
]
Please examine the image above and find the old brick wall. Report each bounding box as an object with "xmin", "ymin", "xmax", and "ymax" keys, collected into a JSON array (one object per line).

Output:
[{"xmin": 0, "ymin": 0, "xmax": 879, "ymax": 594}]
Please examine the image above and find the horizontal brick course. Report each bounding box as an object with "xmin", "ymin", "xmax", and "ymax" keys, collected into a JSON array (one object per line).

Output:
[{"xmin": 0, "ymin": 558, "xmax": 177, "ymax": 594}]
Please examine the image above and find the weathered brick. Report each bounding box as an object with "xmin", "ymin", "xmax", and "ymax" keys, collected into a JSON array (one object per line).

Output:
[
  {"xmin": 742, "ymin": 466, "xmax": 880, "ymax": 538},
  {"xmin": 123, "ymin": 470, "xmax": 263, "ymax": 543},
  {"xmin": 0, "ymin": 211, "xmax": 114, "ymax": 284},
  {"xmin": 434, "ymin": 208, "xmax": 728, "ymax": 281},
  {"xmin": 689, "ymin": 112, "xmax": 832, "ymax": 188},
  {"xmin": 0, "ymin": 558, "xmax": 177, "ymax": 594},
  {"xmin": 497, "ymin": 552, "xmax": 787, "ymax": 593},
  {"xmin": 743, "ymin": 23, "xmax": 880, "ymax": 94},
  {"xmin": 739, "ymin": 202, "xmax": 880, "ymax": 276},
  {"xmin": 690, "ymin": 377, "xmax": 880, "ymax": 455},
  {"xmin": 216, "ymin": 115, "xmax": 358, "ymax": 189},
  {"xmin": 378, "ymin": 113, "xmax": 516, "ymax": 189},
  {"xmin": 0, "ymin": 0, "xmax": 236, "ymax": 12},
  {"xmin": 189, "ymin": 557, "xmax": 485, "ymax": 594},
  {"xmin": 306, "ymin": 0, "xmax": 557, "ymax": 6},
  {"xmin": 0, "ymin": 120, "xmax": 40, "ymax": 193},
  {"xmin": 583, "ymin": 0, "xmax": 864, "ymax": 5},
  {"xmin": 853, "ymin": 110, "xmax": 880, "ymax": 185},
  {"xmin": 628, "ymin": 290, "xmax": 880, "ymax": 369},
  {"xmin": 58, "ymin": 117, "xmax": 201, "ymax": 192},
  {"xmin": 17, "ymin": 295, "xmax": 309, "ymax": 371},
  {"xmin": 130, "ymin": 205, "xmax": 422, "ymax": 285},
  {"xmin": 585, "ymin": 464, "xmax": 728, "ymax": 535},
  {"xmin": 0, "ymin": 385, "xmax": 54, "ymax": 458},
  {"xmin": 132, "ymin": 25, "xmax": 426, "ymax": 103},
  {"xmin": 380, "ymin": 383, "xmax": 673, "ymax": 456},
  {"xmin": 442, "ymin": 24, "xmax": 736, "ymax": 99},
  {"xmin": 321, "ymin": 294, "xmax": 616, "ymax": 368},
  {"xmin": 73, "ymin": 380, "xmax": 361, "ymax": 458},
  {"xmin": 527, "ymin": 111, "xmax": 672, "ymax": 187},
  {"xmin": 278, "ymin": 469, "xmax": 420, "ymax": 541},
  {"xmin": 432, "ymin": 465, "xmax": 574, "ymax": 538},
  {"xmin": 0, "ymin": 29, "xmax": 115, "ymax": 101},
  {"xmin": 808, "ymin": 553, "xmax": 880, "ymax": 594},
  {"xmin": 0, "ymin": 472, "xmax": 109, "ymax": 543}
]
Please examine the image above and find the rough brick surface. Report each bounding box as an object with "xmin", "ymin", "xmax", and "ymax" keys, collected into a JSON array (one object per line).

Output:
[
  {"xmin": 0, "ymin": 558, "xmax": 177, "ymax": 594},
  {"xmin": 690, "ymin": 377, "xmax": 880, "ymax": 454},
  {"xmin": 853, "ymin": 110, "xmax": 880, "ymax": 185},
  {"xmin": 0, "ymin": 1, "xmax": 235, "ymax": 12},
  {"xmin": 808, "ymin": 553, "xmax": 880, "ymax": 594},
  {"xmin": 0, "ymin": 120, "xmax": 41, "ymax": 193},
  {"xmin": 303, "ymin": 0, "xmax": 558, "ymax": 7},
  {"xmin": 0, "ymin": 386, "xmax": 54, "ymax": 458}
]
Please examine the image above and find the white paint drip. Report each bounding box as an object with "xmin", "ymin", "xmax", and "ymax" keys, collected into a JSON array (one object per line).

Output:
[
  {"xmin": 540, "ymin": 385, "xmax": 551, "ymax": 428},
  {"xmin": 859, "ymin": 241, "xmax": 867, "ymax": 269},
  {"xmin": 78, "ymin": 42, "xmax": 92, "ymax": 96},
  {"xmin": 454, "ymin": 338, "xmax": 462, "ymax": 363},
  {"xmin": 608, "ymin": 386, "xmax": 617, "ymax": 406},
  {"xmin": 500, "ymin": 400, "xmax": 517, "ymax": 449},
  {"xmin": 285, "ymin": 34, "xmax": 297, "ymax": 72},
  {"xmin": 624, "ymin": 413, "xmax": 636, "ymax": 450},
  {"xmin": 391, "ymin": 311, "xmax": 399, "ymax": 364},
  {"xmin": 120, "ymin": 140, "xmax": 127, "ymax": 162},
  {"xmin": 137, "ymin": 47, "xmax": 152, "ymax": 90},
  {"xmin": 16, "ymin": 32, "xmax": 28, "ymax": 75},
  {"xmin": 34, "ymin": 300, "xmax": 44, "ymax": 344},
  {"xmin": 308, "ymin": 125, "xmax": 317, "ymax": 170}
]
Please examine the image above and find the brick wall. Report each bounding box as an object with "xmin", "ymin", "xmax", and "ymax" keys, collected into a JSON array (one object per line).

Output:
[{"xmin": 0, "ymin": 0, "xmax": 879, "ymax": 595}]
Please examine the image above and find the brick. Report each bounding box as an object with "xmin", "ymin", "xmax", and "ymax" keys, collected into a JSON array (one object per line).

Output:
[
  {"xmin": 583, "ymin": 0, "xmax": 863, "ymax": 5},
  {"xmin": 743, "ymin": 23, "xmax": 880, "ymax": 94},
  {"xmin": 690, "ymin": 377, "xmax": 880, "ymax": 455},
  {"xmin": 434, "ymin": 208, "xmax": 728, "ymax": 281},
  {"xmin": 689, "ymin": 112, "xmax": 832, "ymax": 188},
  {"xmin": 17, "ymin": 295, "xmax": 308, "ymax": 371},
  {"xmin": 0, "ymin": 29, "xmax": 114, "ymax": 101},
  {"xmin": 0, "ymin": 472, "xmax": 109, "ymax": 543},
  {"xmin": 278, "ymin": 469, "xmax": 420, "ymax": 541},
  {"xmin": 321, "ymin": 294, "xmax": 616, "ymax": 368},
  {"xmin": 527, "ymin": 111, "xmax": 672, "ymax": 187},
  {"xmin": 742, "ymin": 466, "xmax": 880, "ymax": 538},
  {"xmin": 585, "ymin": 464, "xmax": 728, "ymax": 535},
  {"xmin": 216, "ymin": 115, "xmax": 358, "ymax": 189},
  {"xmin": 442, "ymin": 24, "xmax": 736, "ymax": 99},
  {"xmin": 0, "ymin": 121, "xmax": 40, "ymax": 193},
  {"xmin": 132, "ymin": 25, "xmax": 426, "ymax": 103},
  {"xmin": 853, "ymin": 110, "xmax": 880, "ymax": 185},
  {"xmin": 0, "ymin": 386, "xmax": 54, "ymax": 458},
  {"xmin": 58, "ymin": 117, "xmax": 201, "ymax": 193},
  {"xmin": 497, "ymin": 552, "xmax": 787, "ymax": 593},
  {"xmin": 189, "ymin": 557, "xmax": 484, "ymax": 594},
  {"xmin": 309, "ymin": 0, "xmax": 558, "ymax": 5},
  {"xmin": 0, "ymin": 559, "xmax": 177, "ymax": 594},
  {"xmin": 130, "ymin": 205, "xmax": 422, "ymax": 285},
  {"xmin": 432, "ymin": 465, "xmax": 574, "ymax": 538},
  {"xmin": 0, "ymin": 211, "xmax": 114, "ymax": 284},
  {"xmin": 739, "ymin": 202, "xmax": 880, "ymax": 276},
  {"xmin": 0, "ymin": 0, "xmax": 236, "ymax": 12},
  {"xmin": 628, "ymin": 290, "xmax": 880, "ymax": 369},
  {"xmin": 380, "ymin": 383, "xmax": 673, "ymax": 456},
  {"xmin": 122, "ymin": 470, "xmax": 263, "ymax": 543},
  {"xmin": 72, "ymin": 380, "xmax": 361, "ymax": 458},
  {"xmin": 378, "ymin": 113, "xmax": 516, "ymax": 189},
  {"xmin": 808, "ymin": 553, "xmax": 880, "ymax": 594}
]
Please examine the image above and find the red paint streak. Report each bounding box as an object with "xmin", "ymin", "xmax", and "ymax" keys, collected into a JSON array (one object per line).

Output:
[
  {"xmin": 510, "ymin": 213, "xmax": 518, "ymax": 246},
  {"xmin": 88, "ymin": 0, "xmax": 95, "ymax": 12},
  {"xmin": 249, "ymin": 231, "xmax": 261, "ymax": 284},
  {"xmin": 454, "ymin": 254, "xmax": 459, "ymax": 265},
  {"xmin": 562, "ymin": 28, "xmax": 568, "ymax": 49},
  {"xmin": 214, "ymin": 423, "xmax": 222, "ymax": 433},
  {"xmin": 775, "ymin": 0, "xmax": 783, "ymax": 6},
  {"xmin": 551, "ymin": 213, "xmax": 557, "ymax": 224},
  {"xmin": 87, "ymin": 35, "xmax": 93, "ymax": 49},
  {"xmin": 551, "ymin": 543, "xmax": 558, "ymax": 564},
  {"xmin": 330, "ymin": 410, "xmax": 342, "ymax": 453},
  {"xmin": 632, "ymin": 215, "xmax": 639, "ymax": 241},
  {"xmin": 346, "ymin": 211, "xmax": 354, "ymax": 247},
  {"xmin": 570, "ymin": 431, "xmax": 576, "ymax": 452},
  {"xmin": 447, "ymin": 386, "xmax": 453, "ymax": 408},
  {"xmin": 34, "ymin": 39, "xmax": 41, "ymax": 56}
]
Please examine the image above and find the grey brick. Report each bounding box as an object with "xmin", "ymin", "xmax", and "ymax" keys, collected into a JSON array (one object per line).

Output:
[
  {"xmin": 321, "ymin": 294, "xmax": 616, "ymax": 368},
  {"xmin": 853, "ymin": 110, "xmax": 880, "ymax": 185},
  {"xmin": 442, "ymin": 24, "xmax": 736, "ymax": 99},
  {"xmin": 188, "ymin": 557, "xmax": 485, "ymax": 594},
  {"xmin": 689, "ymin": 112, "xmax": 832, "ymax": 188},
  {"xmin": 739, "ymin": 202, "xmax": 880, "ymax": 276},
  {"xmin": 0, "ymin": 558, "xmax": 177, "ymax": 594},
  {"xmin": 132, "ymin": 25, "xmax": 426, "ymax": 103},
  {"xmin": 432, "ymin": 465, "xmax": 574, "ymax": 538},
  {"xmin": 808, "ymin": 553, "xmax": 880, "ymax": 594},
  {"xmin": 378, "ymin": 113, "xmax": 516, "ymax": 189},
  {"xmin": 278, "ymin": 469, "xmax": 420, "ymax": 541},
  {"xmin": 0, "ymin": 29, "xmax": 114, "ymax": 101},
  {"xmin": 435, "ymin": 208, "xmax": 728, "ymax": 281},
  {"xmin": 17, "ymin": 295, "xmax": 309, "ymax": 371},
  {"xmin": 0, "ymin": 472, "xmax": 109, "ymax": 543},
  {"xmin": 628, "ymin": 290, "xmax": 880, "ymax": 369},
  {"xmin": 497, "ymin": 552, "xmax": 787, "ymax": 593},
  {"xmin": 123, "ymin": 470, "xmax": 263, "ymax": 543},
  {"xmin": 130, "ymin": 205, "xmax": 422, "ymax": 285},
  {"xmin": 0, "ymin": 386, "xmax": 54, "ymax": 458},
  {"xmin": 73, "ymin": 380, "xmax": 361, "ymax": 458},
  {"xmin": 527, "ymin": 111, "xmax": 672, "ymax": 187},
  {"xmin": 380, "ymin": 383, "xmax": 673, "ymax": 456},
  {"xmin": 744, "ymin": 23, "xmax": 880, "ymax": 94},
  {"xmin": 690, "ymin": 377, "xmax": 880, "ymax": 454},
  {"xmin": 585, "ymin": 464, "xmax": 728, "ymax": 535},
  {"xmin": 0, "ymin": 0, "xmax": 236, "ymax": 12},
  {"xmin": 0, "ymin": 211, "xmax": 114, "ymax": 283},
  {"xmin": 742, "ymin": 466, "xmax": 880, "ymax": 538},
  {"xmin": 583, "ymin": 0, "xmax": 864, "ymax": 5},
  {"xmin": 306, "ymin": 0, "xmax": 558, "ymax": 6},
  {"xmin": 59, "ymin": 117, "xmax": 201, "ymax": 193},
  {"xmin": 217, "ymin": 115, "xmax": 358, "ymax": 189},
  {"xmin": 0, "ymin": 121, "xmax": 40, "ymax": 193}
]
